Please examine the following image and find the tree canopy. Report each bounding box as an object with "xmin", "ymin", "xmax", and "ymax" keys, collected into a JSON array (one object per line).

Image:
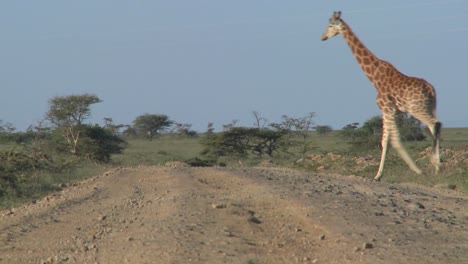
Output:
[
  {"xmin": 46, "ymin": 94, "xmax": 102, "ymax": 154},
  {"xmin": 132, "ymin": 114, "xmax": 173, "ymax": 140},
  {"xmin": 46, "ymin": 94, "xmax": 101, "ymax": 127}
]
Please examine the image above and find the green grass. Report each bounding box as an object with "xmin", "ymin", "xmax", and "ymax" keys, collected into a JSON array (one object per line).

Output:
[
  {"xmin": 109, "ymin": 130, "xmax": 467, "ymax": 193},
  {"xmin": 440, "ymin": 127, "xmax": 468, "ymax": 148},
  {"xmin": 323, "ymin": 128, "xmax": 468, "ymax": 192},
  {"xmin": 111, "ymin": 136, "xmax": 204, "ymax": 166},
  {"xmin": 2, "ymin": 128, "xmax": 467, "ymax": 209},
  {"xmin": 0, "ymin": 159, "xmax": 108, "ymax": 209}
]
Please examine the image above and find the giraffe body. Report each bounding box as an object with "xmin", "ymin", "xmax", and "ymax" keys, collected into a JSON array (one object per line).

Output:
[{"xmin": 322, "ymin": 11, "xmax": 441, "ymax": 180}]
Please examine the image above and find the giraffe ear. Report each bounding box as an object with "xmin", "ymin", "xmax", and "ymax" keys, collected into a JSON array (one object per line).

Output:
[{"xmin": 333, "ymin": 11, "xmax": 342, "ymax": 19}]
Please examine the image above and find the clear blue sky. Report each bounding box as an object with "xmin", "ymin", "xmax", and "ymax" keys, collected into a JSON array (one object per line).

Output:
[{"xmin": 1, "ymin": 1, "xmax": 467, "ymax": 131}]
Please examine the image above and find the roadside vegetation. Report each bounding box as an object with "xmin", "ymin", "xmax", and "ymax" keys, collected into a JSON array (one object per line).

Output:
[{"xmin": 1, "ymin": 95, "xmax": 467, "ymax": 209}]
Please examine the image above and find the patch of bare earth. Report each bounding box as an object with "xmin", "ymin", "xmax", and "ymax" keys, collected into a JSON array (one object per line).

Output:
[{"xmin": 0, "ymin": 166, "xmax": 466, "ymax": 263}]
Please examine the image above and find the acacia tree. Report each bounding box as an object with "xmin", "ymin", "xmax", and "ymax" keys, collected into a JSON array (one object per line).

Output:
[
  {"xmin": 46, "ymin": 94, "xmax": 102, "ymax": 154},
  {"xmin": 271, "ymin": 112, "xmax": 316, "ymax": 156},
  {"xmin": 201, "ymin": 127, "xmax": 286, "ymax": 158},
  {"xmin": 103, "ymin": 117, "xmax": 127, "ymax": 136},
  {"xmin": 252, "ymin": 111, "xmax": 267, "ymax": 129},
  {"xmin": 173, "ymin": 122, "xmax": 197, "ymax": 137},
  {"xmin": 315, "ymin": 125, "xmax": 333, "ymax": 136},
  {"xmin": 133, "ymin": 114, "xmax": 173, "ymax": 140}
]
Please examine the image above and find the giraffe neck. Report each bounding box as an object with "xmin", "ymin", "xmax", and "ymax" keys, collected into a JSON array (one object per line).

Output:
[{"xmin": 340, "ymin": 20, "xmax": 381, "ymax": 80}]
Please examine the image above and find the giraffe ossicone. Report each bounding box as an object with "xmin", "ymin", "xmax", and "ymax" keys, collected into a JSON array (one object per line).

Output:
[{"xmin": 322, "ymin": 11, "xmax": 441, "ymax": 180}]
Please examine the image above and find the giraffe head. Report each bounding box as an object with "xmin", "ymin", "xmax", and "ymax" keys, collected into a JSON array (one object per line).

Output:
[{"xmin": 321, "ymin": 11, "xmax": 344, "ymax": 41}]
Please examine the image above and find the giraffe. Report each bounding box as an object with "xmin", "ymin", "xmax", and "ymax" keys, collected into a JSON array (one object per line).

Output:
[{"xmin": 321, "ymin": 11, "xmax": 441, "ymax": 181}]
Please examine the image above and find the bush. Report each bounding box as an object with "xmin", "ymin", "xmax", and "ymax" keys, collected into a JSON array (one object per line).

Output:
[
  {"xmin": 201, "ymin": 127, "xmax": 286, "ymax": 158},
  {"xmin": 185, "ymin": 157, "xmax": 217, "ymax": 167},
  {"xmin": 77, "ymin": 125, "xmax": 127, "ymax": 162},
  {"xmin": 0, "ymin": 173, "xmax": 18, "ymax": 198},
  {"xmin": 0, "ymin": 148, "xmax": 51, "ymax": 198},
  {"xmin": 316, "ymin": 125, "xmax": 333, "ymax": 136},
  {"xmin": 341, "ymin": 113, "xmax": 426, "ymax": 151}
]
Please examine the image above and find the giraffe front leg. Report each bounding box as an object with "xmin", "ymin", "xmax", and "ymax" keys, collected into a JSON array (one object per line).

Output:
[{"xmin": 375, "ymin": 128, "xmax": 389, "ymax": 181}]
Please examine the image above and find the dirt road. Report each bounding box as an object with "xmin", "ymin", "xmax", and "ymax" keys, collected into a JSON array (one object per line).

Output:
[{"xmin": 0, "ymin": 165, "xmax": 466, "ymax": 263}]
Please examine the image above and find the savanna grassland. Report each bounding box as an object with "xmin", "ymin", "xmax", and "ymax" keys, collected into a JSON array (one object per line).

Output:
[
  {"xmin": 0, "ymin": 128, "xmax": 467, "ymax": 264},
  {"xmin": 1, "ymin": 127, "xmax": 467, "ymax": 210},
  {"xmin": 113, "ymin": 127, "xmax": 468, "ymax": 191}
]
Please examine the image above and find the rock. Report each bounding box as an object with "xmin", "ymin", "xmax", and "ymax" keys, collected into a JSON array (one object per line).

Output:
[
  {"xmin": 98, "ymin": 214, "xmax": 107, "ymax": 221},
  {"xmin": 5, "ymin": 209, "xmax": 15, "ymax": 216},
  {"xmin": 414, "ymin": 202, "xmax": 425, "ymax": 209},
  {"xmin": 319, "ymin": 234, "xmax": 326, "ymax": 240},
  {"xmin": 211, "ymin": 203, "xmax": 227, "ymax": 209},
  {"xmin": 362, "ymin": 242, "xmax": 373, "ymax": 249},
  {"xmin": 408, "ymin": 202, "xmax": 425, "ymax": 210},
  {"xmin": 248, "ymin": 216, "xmax": 262, "ymax": 224}
]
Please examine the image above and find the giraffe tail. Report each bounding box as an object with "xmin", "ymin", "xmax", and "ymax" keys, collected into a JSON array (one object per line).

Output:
[
  {"xmin": 434, "ymin": 122, "xmax": 442, "ymax": 143},
  {"xmin": 432, "ymin": 121, "xmax": 442, "ymax": 173},
  {"xmin": 432, "ymin": 121, "xmax": 442, "ymax": 153}
]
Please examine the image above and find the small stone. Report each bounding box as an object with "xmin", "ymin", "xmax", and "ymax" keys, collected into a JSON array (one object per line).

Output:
[
  {"xmin": 98, "ymin": 214, "xmax": 107, "ymax": 221},
  {"xmin": 353, "ymin": 246, "xmax": 361, "ymax": 252},
  {"xmin": 408, "ymin": 202, "xmax": 425, "ymax": 210},
  {"xmin": 211, "ymin": 203, "xmax": 226, "ymax": 209},
  {"xmin": 363, "ymin": 242, "xmax": 373, "ymax": 249},
  {"xmin": 319, "ymin": 234, "xmax": 326, "ymax": 240},
  {"xmin": 248, "ymin": 216, "xmax": 262, "ymax": 224},
  {"xmin": 448, "ymin": 184, "xmax": 456, "ymax": 190},
  {"xmin": 415, "ymin": 202, "xmax": 425, "ymax": 209},
  {"xmin": 128, "ymin": 237, "xmax": 134, "ymax": 241}
]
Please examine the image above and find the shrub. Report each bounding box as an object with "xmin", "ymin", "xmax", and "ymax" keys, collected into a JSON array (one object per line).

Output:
[
  {"xmin": 185, "ymin": 157, "xmax": 217, "ymax": 167},
  {"xmin": 201, "ymin": 127, "xmax": 286, "ymax": 158},
  {"xmin": 77, "ymin": 125, "xmax": 127, "ymax": 162},
  {"xmin": 341, "ymin": 113, "xmax": 426, "ymax": 151},
  {"xmin": 316, "ymin": 125, "xmax": 333, "ymax": 136}
]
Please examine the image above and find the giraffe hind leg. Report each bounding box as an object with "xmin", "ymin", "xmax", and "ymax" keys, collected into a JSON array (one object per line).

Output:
[
  {"xmin": 409, "ymin": 108, "xmax": 441, "ymax": 175},
  {"xmin": 375, "ymin": 118, "xmax": 422, "ymax": 180},
  {"xmin": 385, "ymin": 116, "xmax": 422, "ymax": 176},
  {"xmin": 390, "ymin": 130, "xmax": 422, "ymax": 175}
]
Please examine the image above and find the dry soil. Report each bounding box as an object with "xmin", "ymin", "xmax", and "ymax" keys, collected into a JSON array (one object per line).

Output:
[{"xmin": 0, "ymin": 165, "xmax": 466, "ymax": 264}]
